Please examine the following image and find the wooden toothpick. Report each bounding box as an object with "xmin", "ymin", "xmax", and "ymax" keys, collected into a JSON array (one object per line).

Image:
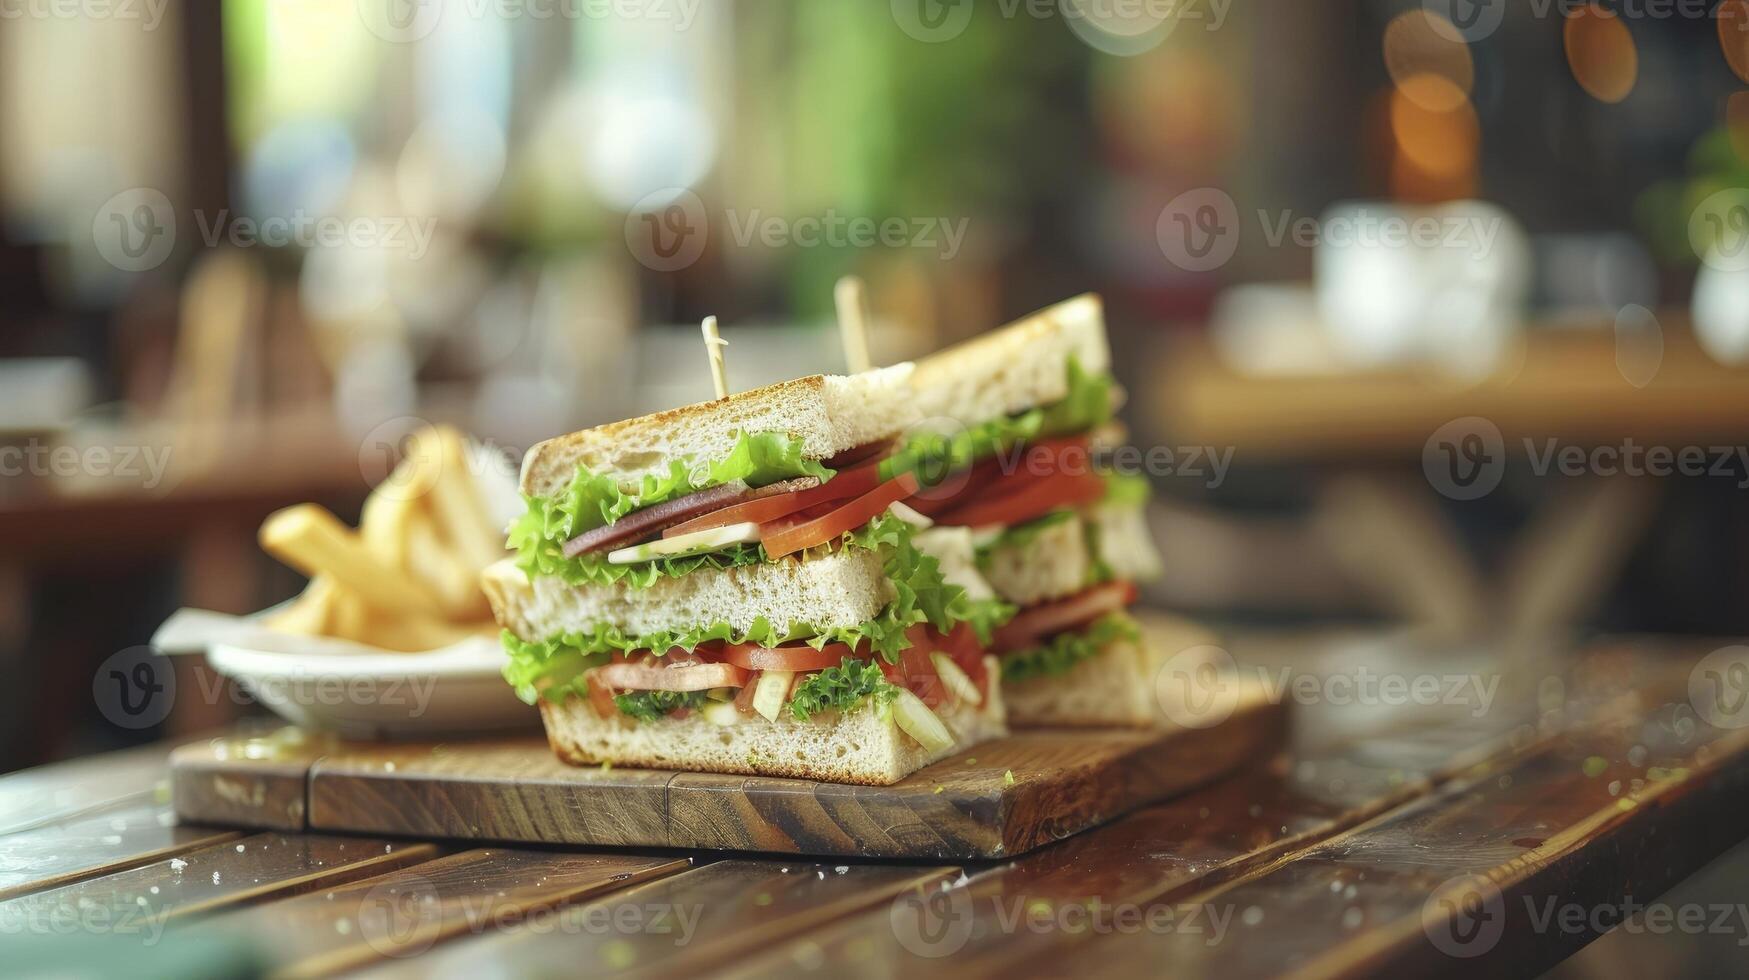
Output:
[
  {"xmin": 700, "ymin": 316, "xmax": 730, "ymax": 400},
  {"xmin": 834, "ymin": 275, "xmax": 873, "ymax": 374}
]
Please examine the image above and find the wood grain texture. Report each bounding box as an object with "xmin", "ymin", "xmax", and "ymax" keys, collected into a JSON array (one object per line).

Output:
[
  {"xmin": 191, "ymin": 684, "xmax": 1284, "ymax": 859},
  {"xmin": 359, "ymin": 860, "xmax": 961, "ymax": 980},
  {"xmin": 0, "ymin": 799, "xmax": 242, "ymax": 903},
  {"xmin": 0, "ymin": 834, "xmax": 437, "ymax": 933},
  {"xmin": 718, "ymin": 637, "xmax": 1664, "ymax": 978},
  {"xmin": 188, "ymin": 848, "xmax": 690, "ymax": 978},
  {"xmin": 719, "ymin": 708, "xmax": 1545, "ymax": 978},
  {"xmin": 169, "ymin": 730, "xmax": 338, "ymax": 832}
]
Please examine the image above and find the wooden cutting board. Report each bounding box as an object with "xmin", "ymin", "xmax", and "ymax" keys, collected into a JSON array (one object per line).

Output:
[{"xmin": 173, "ymin": 686, "xmax": 1283, "ymax": 860}]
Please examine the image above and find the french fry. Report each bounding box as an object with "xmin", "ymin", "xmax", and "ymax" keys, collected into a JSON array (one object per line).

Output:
[
  {"xmin": 404, "ymin": 509, "xmax": 491, "ymax": 620},
  {"xmin": 355, "ymin": 612, "xmax": 491, "ymax": 653},
  {"xmin": 360, "ymin": 474, "xmax": 420, "ymax": 571},
  {"xmin": 259, "ymin": 503, "xmax": 447, "ymax": 618},
  {"xmin": 261, "ymin": 576, "xmax": 337, "ymax": 635},
  {"xmin": 414, "ymin": 426, "xmax": 505, "ymax": 572},
  {"xmin": 326, "ymin": 587, "xmax": 375, "ymax": 644}
]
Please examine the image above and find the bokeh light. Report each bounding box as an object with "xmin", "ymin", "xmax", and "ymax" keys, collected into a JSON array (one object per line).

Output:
[
  {"xmin": 1564, "ymin": 4, "xmax": 1638, "ymax": 104},
  {"xmin": 1390, "ymin": 76, "xmax": 1480, "ymax": 180},
  {"xmin": 1383, "ymin": 10, "xmax": 1474, "ymax": 113},
  {"xmin": 1719, "ymin": 0, "xmax": 1749, "ymax": 84}
]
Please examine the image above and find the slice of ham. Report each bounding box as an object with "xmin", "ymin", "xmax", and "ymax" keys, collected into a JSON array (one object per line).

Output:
[
  {"xmin": 561, "ymin": 482, "xmax": 750, "ymax": 558},
  {"xmin": 593, "ymin": 660, "xmax": 751, "ymax": 692},
  {"xmin": 992, "ymin": 581, "xmax": 1138, "ymax": 653}
]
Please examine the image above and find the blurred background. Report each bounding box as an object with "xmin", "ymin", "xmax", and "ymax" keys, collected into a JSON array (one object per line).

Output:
[{"xmin": 5, "ymin": 0, "xmax": 1749, "ymax": 784}]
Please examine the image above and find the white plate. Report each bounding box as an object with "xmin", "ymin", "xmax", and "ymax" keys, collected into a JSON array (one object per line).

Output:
[{"xmin": 157, "ymin": 609, "xmax": 539, "ymax": 740}]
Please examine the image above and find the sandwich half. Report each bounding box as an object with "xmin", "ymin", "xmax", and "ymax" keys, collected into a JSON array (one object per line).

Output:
[
  {"xmin": 894, "ymin": 294, "xmax": 1178, "ymax": 726},
  {"xmin": 485, "ymin": 366, "xmax": 1007, "ymax": 784}
]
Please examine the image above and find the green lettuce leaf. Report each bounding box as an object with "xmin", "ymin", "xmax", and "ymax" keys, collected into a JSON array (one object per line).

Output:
[
  {"xmin": 999, "ymin": 613, "xmax": 1140, "ymax": 683},
  {"xmin": 500, "ymin": 514, "xmax": 968, "ymax": 704},
  {"xmin": 880, "ymin": 357, "xmax": 1112, "ymax": 488},
  {"xmin": 508, "ymin": 430, "xmax": 834, "ymax": 585},
  {"xmin": 957, "ymin": 596, "xmax": 1016, "ymax": 647},
  {"xmin": 614, "ymin": 689, "xmax": 710, "ymax": 722},
  {"xmin": 1100, "ymin": 470, "xmax": 1152, "ymax": 507},
  {"xmin": 786, "ymin": 658, "xmax": 900, "ymax": 721}
]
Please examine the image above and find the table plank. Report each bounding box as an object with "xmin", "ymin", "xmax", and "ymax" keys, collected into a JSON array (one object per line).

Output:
[
  {"xmin": 359, "ymin": 859, "xmax": 961, "ymax": 979},
  {"xmin": 0, "ymin": 742, "xmax": 176, "ymax": 834},
  {"xmin": 1051, "ymin": 691, "xmax": 1749, "ymax": 977},
  {"xmin": 189, "ymin": 847, "xmax": 691, "ymax": 977},
  {"xmin": 0, "ymin": 833, "xmax": 437, "ymax": 937},
  {"xmin": 0, "ymin": 802, "xmax": 242, "ymax": 902}
]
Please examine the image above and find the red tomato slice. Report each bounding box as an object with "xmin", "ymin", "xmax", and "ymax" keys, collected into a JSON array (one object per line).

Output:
[
  {"xmin": 906, "ymin": 454, "xmax": 1006, "ymax": 516},
  {"xmin": 760, "ymin": 473, "xmax": 919, "ymax": 558},
  {"xmin": 935, "ymin": 469, "xmax": 1105, "ymax": 529},
  {"xmin": 719, "ymin": 641, "xmax": 861, "ymax": 672},
  {"xmin": 586, "ymin": 673, "xmax": 618, "ymax": 720},
  {"xmin": 993, "ymin": 581, "xmax": 1137, "ymax": 653},
  {"xmin": 663, "ymin": 461, "xmax": 888, "ymax": 539},
  {"xmin": 593, "ymin": 661, "xmax": 751, "ymax": 692}
]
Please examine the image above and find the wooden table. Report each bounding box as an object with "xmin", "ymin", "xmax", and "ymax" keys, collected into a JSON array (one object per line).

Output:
[{"xmin": 4, "ymin": 631, "xmax": 1748, "ymax": 978}]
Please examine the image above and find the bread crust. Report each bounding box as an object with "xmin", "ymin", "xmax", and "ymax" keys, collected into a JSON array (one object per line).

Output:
[
  {"xmin": 911, "ymin": 294, "xmax": 1110, "ymax": 423},
  {"xmin": 518, "ymin": 365, "xmax": 917, "ymax": 499}
]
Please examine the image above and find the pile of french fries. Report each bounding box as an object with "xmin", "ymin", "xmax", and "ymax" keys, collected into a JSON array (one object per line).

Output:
[{"xmin": 259, "ymin": 425, "xmax": 507, "ymax": 652}]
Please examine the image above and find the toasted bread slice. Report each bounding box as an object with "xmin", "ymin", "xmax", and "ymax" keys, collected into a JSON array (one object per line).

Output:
[
  {"xmin": 540, "ymin": 656, "xmax": 1007, "ymax": 785},
  {"xmin": 519, "ymin": 364, "xmax": 917, "ymax": 499},
  {"xmin": 482, "ymin": 550, "xmax": 894, "ymax": 645},
  {"xmin": 910, "ymin": 294, "xmax": 1110, "ymax": 425},
  {"xmin": 1002, "ymin": 610, "xmax": 1219, "ymax": 727}
]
